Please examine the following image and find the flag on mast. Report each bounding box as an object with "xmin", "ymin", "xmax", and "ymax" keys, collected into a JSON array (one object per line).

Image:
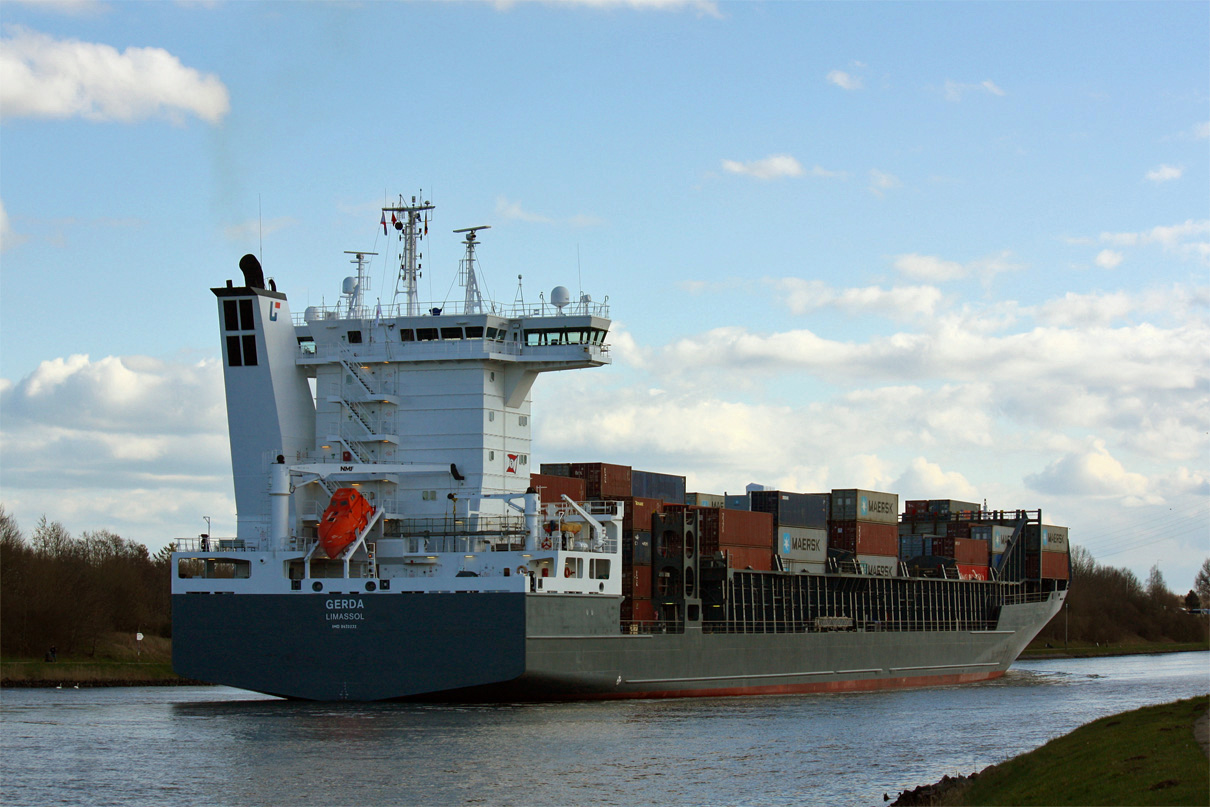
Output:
[{"xmin": 380, "ymin": 211, "xmax": 387, "ymax": 235}]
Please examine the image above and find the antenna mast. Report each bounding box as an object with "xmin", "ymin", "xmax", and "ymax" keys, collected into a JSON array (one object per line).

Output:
[
  {"xmin": 384, "ymin": 195, "xmax": 435, "ymax": 316},
  {"xmin": 453, "ymin": 225, "xmax": 490, "ymax": 315},
  {"xmin": 343, "ymin": 251, "xmax": 377, "ymax": 317}
]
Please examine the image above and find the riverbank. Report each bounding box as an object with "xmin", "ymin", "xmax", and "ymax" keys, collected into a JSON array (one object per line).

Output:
[
  {"xmin": 892, "ymin": 695, "xmax": 1210, "ymax": 806},
  {"xmin": 1019, "ymin": 639, "xmax": 1210, "ymax": 659}
]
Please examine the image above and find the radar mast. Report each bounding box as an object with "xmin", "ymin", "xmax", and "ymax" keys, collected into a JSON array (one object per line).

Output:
[
  {"xmin": 384, "ymin": 195, "xmax": 435, "ymax": 316},
  {"xmin": 453, "ymin": 225, "xmax": 490, "ymax": 315}
]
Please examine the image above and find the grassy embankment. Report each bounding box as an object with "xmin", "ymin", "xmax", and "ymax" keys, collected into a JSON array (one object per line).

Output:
[
  {"xmin": 1019, "ymin": 638, "xmax": 1210, "ymax": 659},
  {"xmin": 0, "ymin": 632, "xmax": 187, "ymax": 686},
  {"xmin": 911, "ymin": 696, "xmax": 1210, "ymax": 806}
]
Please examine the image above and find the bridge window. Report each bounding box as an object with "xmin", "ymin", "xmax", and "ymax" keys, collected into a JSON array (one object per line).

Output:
[
  {"xmin": 416, "ymin": 327, "xmax": 438, "ymax": 341},
  {"xmin": 440, "ymin": 327, "xmax": 463, "ymax": 340},
  {"xmin": 347, "ymin": 330, "xmax": 363, "ymax": 344},
  {"xmin": 399, "ymin": 329, "xmax": 415, "ymax": 342},
  {"xmin": 465, "ymin": 326, "xmax": 484, "ymax": 339}
]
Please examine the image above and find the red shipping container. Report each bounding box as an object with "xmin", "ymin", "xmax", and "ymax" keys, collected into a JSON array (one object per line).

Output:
[
  {"xmin": 953, "ymin": 536, "xmax": 989, "ymax": 566},
  {"xmin": 947, "ymin": 522, "xmax": 973, "ymax": 539},
  {"xmin": 956, "ymin": 563, "xmax": 989, "ymax": 581},
  {"xmin": 608, "ymin": 496, "xmax": 663, "ymax": 532},
  {"xmin": 1041, "ymin": 552, "xmax": 1069, "ymax": 580},
  {"xmin": 530, "ymin": 473, "xmax": 586, "ymax": 504},
  {"xmin": 630, "ymin": 598, "xmax": 656, "ymax": 622},
  {"xmin": 571, "ymin": 462, "xmax": 632, "ymax": 498},
  {"xmin": 699, "ymin": 507, "xmax": 775, "ymax": 553},
  {"xmin": 828, "ymin": 521, "xmax": 898, "ymax": 556},
  {"xmin": 630, "ymin": 565, "xmax": 653, "ymax": 599},
  {"xmin": 905, "ymin": 500, "xmax": 927, "ymax": 516},
  {"xmin": 721, "ymin": 544, "xmax": 773, "ymax": 571}
]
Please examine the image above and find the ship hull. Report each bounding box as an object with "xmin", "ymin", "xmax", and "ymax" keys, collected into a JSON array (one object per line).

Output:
[{"xmin": 172, "ymin": 589, "xmax": 1064, "ymax": 701}]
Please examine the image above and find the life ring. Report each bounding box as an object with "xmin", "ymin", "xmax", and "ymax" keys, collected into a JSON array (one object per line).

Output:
[
  {"xmin": 564, "ymin": 565, "xmax": 572, "ymax": 578},
  {"xmin": 516, "ymin": 565, "xmax": 527, "ymax": 576},
  {"xmin": 540, "ymin": 537, "xmax": 552, "ymax": 550}
]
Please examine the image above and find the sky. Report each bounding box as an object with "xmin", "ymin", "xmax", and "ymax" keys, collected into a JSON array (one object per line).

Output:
[{"xmin": 1, "ymin": 0, "xmax": 1207, "ymax": 593}]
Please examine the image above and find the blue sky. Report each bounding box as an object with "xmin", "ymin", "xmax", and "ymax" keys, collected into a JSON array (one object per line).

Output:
[{"xmin": 1, "ymin": 0, "xmax": 1207, "ymax": 592}]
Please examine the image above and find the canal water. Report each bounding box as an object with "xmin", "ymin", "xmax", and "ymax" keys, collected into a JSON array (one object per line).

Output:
[{"xmin": 1, "ymin": 652, "xmax": 1206, "ymax": 807}]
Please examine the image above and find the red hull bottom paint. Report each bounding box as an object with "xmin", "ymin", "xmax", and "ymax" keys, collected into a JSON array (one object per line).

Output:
[{"xmin": 590, "ymin": 670, "xmax": 1004, "ymax": 700}]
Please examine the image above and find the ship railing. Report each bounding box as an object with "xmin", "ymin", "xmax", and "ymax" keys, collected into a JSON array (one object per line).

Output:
[
  {"xmin": 698, "ymin": 617, "xmax": 999, "ymax": 635},
  {"xmin": 619, "ymin": 619, "xmax": 685, "ymax": 636},
  {"xmin": 173, "ymin": 537, "xmax": 254, "ymax": 553},
  {"xmin": 294, "ymin": 298, "xmax": 610, "ymax": 325}
]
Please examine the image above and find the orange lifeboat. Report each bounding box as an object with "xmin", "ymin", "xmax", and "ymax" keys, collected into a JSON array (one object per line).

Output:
[{"xmin": 317, "ymin": 488, "xmax": 374, "ymax": 559}]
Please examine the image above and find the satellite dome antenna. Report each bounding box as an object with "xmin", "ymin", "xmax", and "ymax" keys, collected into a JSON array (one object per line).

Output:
[
  {"xmin": 453, "ymin": 225, "xmax": 490, "ymax": 315},
  {"xmin": 343, "ymin": 251, "xmax": 377, "ymax": 317},
  {"xmin": 551, "ymin": 285, "xmax": 570, "ymax": 313}
]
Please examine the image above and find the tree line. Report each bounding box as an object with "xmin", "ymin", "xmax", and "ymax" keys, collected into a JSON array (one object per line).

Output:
[
  {"xmin": 1, "ymin": 504, "xmax": 1206, "ymax": 658},
  {"xmin": 0, "ymin": 506, "xmax": 173, "ymax": 659},
  {"xmin": 1034, "ymin": 546, "xmax": 1210, "ymax": 646}
]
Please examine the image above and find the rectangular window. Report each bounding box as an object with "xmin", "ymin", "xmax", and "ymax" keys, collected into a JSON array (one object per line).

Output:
[
  {"xmin": 223, "ymin": 300, "xmax": 239, "ymax": 331},
  {"xmin": 485, "ymin": 327, "xmax": 499, "ymax": 340},
  {"xmin": 416, "ymin": 327, "xmax": 438, "ymax": 341},
  {"xmin": 241, "ymin": 334, "xmax": 258, "ymax": 366},
  {"xmin": 347, "ymin": 330, "xmax": 363, "ymax": 344},
  {"xmin": 399, "ymin": 329, "xmax": 415, "ymax": 342},
  {"xmin": 226, "ymin": 335, "xmax": 243, "ymax": 367},
  {"xmin": 297, "ymin": 337, "xmax": 316, "ymax": 355},
  {"xmin": 238, "ymin": 299, "xmax": 255, "ymax": 330},
  {"xmin": 590, "ymin": 558, "xmax": 611, "ymax": 580},
  {"xmin": 421, "ymin": 490, "xmax": 437, "ymax": 501},
  {"xmin": 440, "ymin": 327, "xmax": 463, "ymax": 340},
  {"xmin": 464, "ymin": 326, "xmax": 483, "ymax": 339}
]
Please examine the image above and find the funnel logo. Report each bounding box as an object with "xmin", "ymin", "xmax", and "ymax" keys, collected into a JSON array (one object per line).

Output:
[
  {"xmin": 507, "ymin": 454, "xmax": 519, "ymax": 474},
  {"xmin": 269, "ymin": 301, "xmax": 281, "ymax": 322}
]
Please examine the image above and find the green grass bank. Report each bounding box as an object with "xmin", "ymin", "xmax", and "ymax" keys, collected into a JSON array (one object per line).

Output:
[{"xmin": 894, "ymin": 696, "xmax": 1210, "ymax": 806}]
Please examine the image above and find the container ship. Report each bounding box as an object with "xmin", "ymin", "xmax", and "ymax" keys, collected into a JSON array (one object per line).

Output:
[{"xmin": 171, "ymin": 197, "xmax": 1069, "ymax": 701}]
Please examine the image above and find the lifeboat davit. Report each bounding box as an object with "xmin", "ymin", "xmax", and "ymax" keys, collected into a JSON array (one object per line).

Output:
[{"xmin": 317, "ymin": 488, "xmax": 374, "ymax": 559}]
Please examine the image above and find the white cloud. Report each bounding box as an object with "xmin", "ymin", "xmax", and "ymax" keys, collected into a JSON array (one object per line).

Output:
[
  {"xmin": 0, "ymin": 354, "xmax": 232, "ymax": 550},
  {"xmin": 1145, "ymin": 164, "xmax": 1183, "ymax": 183},
  {"xmin": 893, "ymin": 253, "xmax": 966, "ymax": 282},
  {"xmin": 494, "ymin": 196, "xmax": 603, "ymax": 227},
  {"xmin": 869, "ymin": 169, "xmax": 900, "ymax": 196},
  {"xmin": 1025, "ymin": 440, "xmax": 1153, "ymax": 501},
  {"xmin": 1094, "ymin": 249, "xmax": 1124, "ymax": 269},
  {"xmin": 774, "ymin": 278, "xmax": 945, "ymax": 320},
  {"xmin": 722, "ymin": 154, "xmax": 804, "ymax": 180},
  {"xmin": 494, "ymin": 0, "xmax": 722, "ymax": 17},
  {"xmin": 894, "ymin": 457, "xmax": 980, "ymax": 501},
  {"xmin": 944, "ymin": 79, "xmax": 1007, "ymax": 102},
  {"xmin": 1035, "ymin": 290, "xmax": 1134, "ymax": 327},
  {"xmin": 0, "ymin": 198, "xmax": 27, "ymax": 253},
  {"xmin": 1099, "ymin": 219, "xmax": 1210, "ymax": 263},
  {"xmin": 0, "ymin": 25, "xmax": 229, "ymax": 124},
  {"xmin": 826, "ymin": 69, "xmax": 863, "ymax": 90}
]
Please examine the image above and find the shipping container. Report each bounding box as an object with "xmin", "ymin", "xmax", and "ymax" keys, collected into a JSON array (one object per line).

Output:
[
  {"xmin": 724, "ymin": 494, "xmax": 750, "ymax": 511},
  {"xmin": 628, "ymin": 598, "xmax": 656, "ymax": 623},
  {"xmin": 530, "ymin": 472, "xmax": 586, "ymax": 504},
  {"xmin": 926, "ymin": 499, "xmax": 982, "ymax": 518},
  {"xmin": 857, "ymin": 554, "xmax": 900, "ymax": 577},
  {"xmin": 685, "ymin": 492, "xmax": 726, "ymax": 508},
  {"xmin": 971, "ymin": 524, "xmax": 1015, "ymax": 554},
  {"xmin": 570, "ymin": 462, "xmax": 632, "ymax": 498},
  {"xmin": 898, "ymin": 535, "xmax": 932, "ymax": 559},
  {"xmin": 750, "ymin": 490, "xmax": 830, "ymax": 529},
  {"xmin": 904, "ymin": 500, "xmax": 928, "ymax": 516},
  {"xmin": 1025, "ymin": 524, "xmax": 1070, "ymax": 554},
  {"xmin": 538, "ymin": 462, "xmax": 573, "ymax": 478},
  {"xmin": 1041, "ymin": 551, "xmax": 1070, "ymax": 580},
  {"xmin": 831, "ymin": 489, "xmax": 899, "ymax": 525},
  {"xmin": 606, "ymin": 496, "xmax": 663, "ymax": 532},
  {"xmin": 624, "ymin": 531, "xmax": 652, "ymax": 565},
  {"xmin": 956, "ymin": 563, "xmax": 989, "ymax": 581},
  {"xmin": 776, "ymin": 526, "xmax": 828, "ymax": 562},
  {"xmin": 828, "ymin": 520, "xmax": 898, "ymax": 556},
  {"xmin": 631, "ymin": 469, "xmax": 687, "ymax": 503},
  {"xmin": 698, "ymin": 508, "xmax": 775, "ymax": 554},
  {"xmin": 720, "ymin": 544, "xmax": 773, "ymax": 571}
]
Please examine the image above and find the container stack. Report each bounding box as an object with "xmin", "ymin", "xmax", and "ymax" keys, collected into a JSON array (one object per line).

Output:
[
  {"xmin": 529, "ymin": 472, "xmax": 586, "ymax": 504},
  {"xmin": 829, "ymin": 489, "xmax": 899, "ymax": 576},
  {"xmin": 631, "ymin": 469, "xmax": 687, "ymax": 504},
  {"xmin": 685, "ymin": 492, "xmax": 726, "ymax": 507},
  {"xmin": 971, "ymin": 523, "xmax": 1014, "ymax": 572},
  {"xmin": 697, "ymin": 507, "xmax": 775, "ymax": 571},
  {"xmin": 1024, "ymin": 524, "xmax": 1070, "ymax": 580},
  {"xmin": 751, "ymin": 490, "xmax": 830, "ymax": 574}
]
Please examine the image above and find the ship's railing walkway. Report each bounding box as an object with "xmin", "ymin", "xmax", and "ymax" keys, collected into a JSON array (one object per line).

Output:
[{"xmin": 294, "ymin": 297, "xmax": 610, "ymax": 325}]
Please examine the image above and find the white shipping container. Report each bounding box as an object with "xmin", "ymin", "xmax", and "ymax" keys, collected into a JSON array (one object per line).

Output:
[
  {"xmin": 831, "ymin": 488, "xmax": 899, "ymax": 525},
  {"xmin": 1040, "ymin": 525, "xmax": 1069, "ymax": 554},
  {"xmin": 971, "ymin": 524, "xmax": 1015, "ymax": 554},
  {"xmin": 776, "ymin": 526, "xmax": 827, "ymax": 562},
  {"xmin": 858, "ymin": 553, "xmax": 900, "ymax": 577}
]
